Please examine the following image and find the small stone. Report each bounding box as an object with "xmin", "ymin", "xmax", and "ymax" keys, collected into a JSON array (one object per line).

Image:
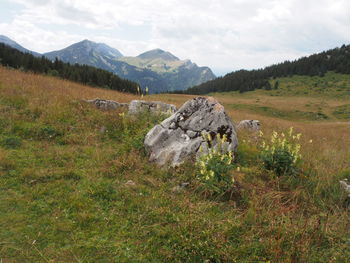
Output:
[
  {"xmin": 99, "ymin": 126, "xmax": 107, "ymax": 134},
  {"xmin": 125, "ymin": 180, "xmax": 136, "ymax": 186},
  {"xmin": 171, "ymin": 182, "xmax": 190, "ymax": 193}
]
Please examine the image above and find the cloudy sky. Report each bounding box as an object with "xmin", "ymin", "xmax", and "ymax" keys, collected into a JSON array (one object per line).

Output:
[{"xmin": 1, "ymin": 0, "xmax": 350, "ymax": 76}]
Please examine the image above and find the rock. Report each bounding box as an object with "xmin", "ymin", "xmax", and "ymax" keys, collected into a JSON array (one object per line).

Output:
[
  {"xmin": 237, "ymin": 120, "xmax": 261, "ymax": 131},
  {"xmin": 340, "ymin": 179, "xmax": 350, "ymax": 195},
  {"xmin": 340, "ymin": 179, "xmax": 350, "ymax": 208},
  {"xmin": 171, "ymin": 182, "xmax": 190, "ymax": 193},
  {"xmin": 85, "ymin": 98, "xmax": 128, "ymax": 110},
  {"xmin": 125, "ymin": 180, "xmax": 136, "ymax": 186},
  {"xmin": 128, "ymin": 100, "xmax": 177, "ymax": 114},
  {"xmin": 144, "ymin": 97, "xmax": 238, "ymax": 166},
  {"xmin": 99, "ymin": 126, "xmax": 107, "ymax": 134}
]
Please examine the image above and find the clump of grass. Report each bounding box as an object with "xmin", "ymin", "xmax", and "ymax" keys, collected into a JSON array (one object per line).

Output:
[
  {"xmin": 1, "ymin": 136, "xmax": 22, "ymax": 149},
  {"xmin": 333, "ymin": 104, "xmax": 350, "ymax": 119}
]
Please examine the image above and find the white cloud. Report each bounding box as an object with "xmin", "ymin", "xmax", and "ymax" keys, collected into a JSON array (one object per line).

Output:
[{"xmin": 1, "ymin": 0, "xmax": 350, "ymax": 75}]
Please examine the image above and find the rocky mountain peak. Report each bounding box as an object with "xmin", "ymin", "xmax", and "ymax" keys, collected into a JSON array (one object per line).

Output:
[{"xmin": 137, "ymin": 49, "xmax": 179, "ymax": 61}]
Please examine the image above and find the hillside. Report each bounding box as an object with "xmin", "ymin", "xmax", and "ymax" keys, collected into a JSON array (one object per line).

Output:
[
  {"xmin": 1, "ymin": 66, "xmax": 349, "ymax": 262},
  {"xmin": 0, "ymin": 43, "xmax": 138, "ymax": 94},
  {"xmin": 0, "ymin": 35, "xmax": 41, "ymax": 57},
  {"xmin": 44, "ymin": 39, "xmax": 123, "ymax": 63},
  {"xmin": 186, "ymin": 44, "xmax": 350, "ymax": 94}
]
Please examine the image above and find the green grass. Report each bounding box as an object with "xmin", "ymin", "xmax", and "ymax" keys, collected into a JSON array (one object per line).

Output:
[
  {"xmin": 269, "ymin": 72, "xmax": 350, "ymax": 98},
  {"xmin": 210, "ymin": 72, "xmax": 350, "ymax": 122},
  {"xmin": 227, "ymin": 103, "xmax": 329, "ymax": 121},
  {"xmin": 1, "ymin": 70, "xmax": 350, "ymax": 262},
  {"xmin": 333, "ymin": 104, "xmax": 350, "ymax": 119}
]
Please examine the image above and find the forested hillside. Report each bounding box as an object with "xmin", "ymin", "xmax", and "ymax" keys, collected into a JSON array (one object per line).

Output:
[
  {"xmin": 0, "ymin": 43, "xmax": 138, "ymax": 94},
  {"xmin": 185, "ymin": 44, "xmax": 350, "ymax": 94}
]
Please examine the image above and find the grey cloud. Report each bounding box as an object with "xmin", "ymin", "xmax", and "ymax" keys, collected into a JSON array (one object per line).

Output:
[{"xmin": 2, "ymin": 0, "xmax": 350, "ymax": 73}]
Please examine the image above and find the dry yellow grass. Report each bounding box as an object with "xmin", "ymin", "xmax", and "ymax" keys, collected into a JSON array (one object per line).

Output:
[{"xmin": 0, "ymin": 67, "xmax": 138, "ymax": 104}]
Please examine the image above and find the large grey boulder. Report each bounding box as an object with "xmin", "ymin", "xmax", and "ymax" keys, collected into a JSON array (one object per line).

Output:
[
  {"xmin": 237, "ymin": 120, "xmax": 261, "ymax": 131},
  {"xmin": 85, "ymin": 98, "xmax": 128, "ymax": 110},
  {"xmin": 128, "ymin": 100, "xmax": 177, "ymax": 114},
  {"xmin": 144, "ymin": 97, "xmax": 238, "ymax": 166}
]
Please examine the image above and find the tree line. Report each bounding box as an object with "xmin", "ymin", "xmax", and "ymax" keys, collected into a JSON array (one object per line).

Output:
[
  {"xmin": 181, "ymin": 44, "xmax": 350, "ymax": 94},
  {"xmin": 0, "ymin": 43, "xmax": 139, "ymax": 94}
]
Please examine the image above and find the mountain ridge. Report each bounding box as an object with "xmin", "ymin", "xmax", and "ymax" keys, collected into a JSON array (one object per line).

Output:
[
  {"xmin": 43, "ymin": 39, "xmax": 216, "ymax": 93},
  {"xmin": 0, "ymin": 36, "xmax": 215, "ymax": 93},
  {"xmin": 137, "ymin": 48, "xmax": 180, "ymax": 61},
  {"xmin": 0, "ymin": 35, "xmax": 41, "ymax": 57}
]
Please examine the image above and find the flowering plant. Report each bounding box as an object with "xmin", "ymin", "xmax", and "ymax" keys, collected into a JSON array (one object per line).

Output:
[
  {"xmin": 196, "ymin": 133, "xmax": 235, "ymax": 194},
  {"xmin": 259, "ymin": 127, "xmax": 302, "ymax": 176}
]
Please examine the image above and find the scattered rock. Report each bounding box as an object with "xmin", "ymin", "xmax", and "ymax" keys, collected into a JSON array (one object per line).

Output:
[
  {"xmin": 128, "ymin": 100, "xmax": 177, "ymax": 114},
  {"xmin": 125, "ymin": 180, "xmax": 136, "ymax": 186},
  {"xmin": 171, "ymin": 182, "xmax": 190, "ymax": 193},
  {"xmin": 340, "ymin": 179, "xmax": 350, "ymax": 195},
  {"xmin": 340, "ymin": 179, "xmax": 350, "ymax": 208},
  {"xmin": 84, "ymin": 98, "xmax": 128, "ymax": 110},
  {"xmin": 237, "ymin": 120, "xmax": 261, "ymax": 131},
  {"xmin": 144, "ymin": 97, "xmax": 238, "ymax": 166},
  {"xmin": 99, "ymin": 126, "xmax": 107, "ymax": 134}
]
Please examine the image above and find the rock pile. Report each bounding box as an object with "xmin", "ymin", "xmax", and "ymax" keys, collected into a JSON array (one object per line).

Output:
[
  {"xmin": 84, "ymin": 98, "xmax": 128, "ymax": 110},
  {"xmin": 128, "ymin": 100, "xmax": 177, "ymax": 114}
]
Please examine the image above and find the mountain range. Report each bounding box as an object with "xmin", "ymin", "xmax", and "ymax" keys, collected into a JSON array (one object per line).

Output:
[{"xmin": 0, "ymin": 35, "xmax": 215, "ymax": 93}]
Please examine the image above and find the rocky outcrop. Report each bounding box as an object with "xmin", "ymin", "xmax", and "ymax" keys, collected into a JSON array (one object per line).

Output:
[
  {"xmin": 144, "ymin": 97, "xmax": 238, "ymax": 166},
  {"xmin": 85, "ymin": 98, "xmax": 128, "ymax": 110},
  {"xmin": 237, "ymin": 120, "xmax": 261, "ymax": 131},
  {"xmin": 128, "ymin": 100, "xmax": 177, "ymax": 114}
]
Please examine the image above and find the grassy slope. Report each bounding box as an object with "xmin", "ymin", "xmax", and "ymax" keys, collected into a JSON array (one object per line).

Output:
[
  {"xmin": 1, "ymin": 67, "xmax": 350, "ymax": 262},
  {"xmin": 118, "ymin": 57, "xmax": 184, "ymax": 73}
]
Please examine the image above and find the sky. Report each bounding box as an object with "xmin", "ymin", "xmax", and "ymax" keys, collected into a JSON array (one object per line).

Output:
[{"xmin": 1, "ymin": 0, "xmax": 350, "ymax": 76}]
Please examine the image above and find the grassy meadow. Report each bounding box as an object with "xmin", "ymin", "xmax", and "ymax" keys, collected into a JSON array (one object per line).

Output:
[{"xmin": 0, "ymin": 67, "xmax": 350, "ymax": 262}]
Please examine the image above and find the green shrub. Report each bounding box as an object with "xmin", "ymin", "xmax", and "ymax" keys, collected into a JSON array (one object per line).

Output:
[
  {"xmin": 259, "ymin": 127, "xmax": 302, "ymax": 176},
  {"xmin": 1, "ymin": 136, "xmax": 22, "ymax": 149},
  {"xmin": 195, "ymin": 133, "xmax": 235, "ymax": 195}
]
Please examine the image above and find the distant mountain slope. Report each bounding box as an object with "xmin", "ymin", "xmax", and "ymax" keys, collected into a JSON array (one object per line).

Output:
[
  {"xmin": 137, "ymin": 48, "xmax": 179, "ymax": 61},
  {"xmin": 185, "ymin": 44, "xmax": 350, "ymax": 94},
  {"xmin": 1, "ymin": 36, "xmax": 216, "ymax": 93},
  {"xmin": 119, "ymin": 49, "xmax": 216, "ymax": 91},
  {"xmin": 0, "ymin": 43, "xmax": 138, "ymax": 93},
  {"xmin": 44, "ymin": 39, "xmax": 123, "ymax": 66},
  {"xmin": 43, "ymin": 40, "xmax": 167, "ymax": 93},
  {"xmin": 43, "ymin": 40, "xmax": 215, "ymax": 93},
  {"xmin": 0, "ymin": 35, "xmax": 41, "ymax": 57}
]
